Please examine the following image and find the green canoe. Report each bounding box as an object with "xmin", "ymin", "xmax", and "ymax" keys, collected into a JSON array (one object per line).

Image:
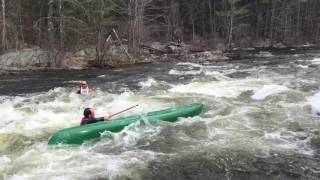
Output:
[{"xmin": 48, "ymin": 103, "xmax": 204, "ymax": 145}]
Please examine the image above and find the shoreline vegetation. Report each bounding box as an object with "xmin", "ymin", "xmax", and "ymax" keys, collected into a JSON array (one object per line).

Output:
[
  {"xmin": 0, "ymin": 0, "xmax": 320, "ymax": 72},
  {"xmin": 0, "ymin": 41, "xmax": 319, "ymax": 73}
]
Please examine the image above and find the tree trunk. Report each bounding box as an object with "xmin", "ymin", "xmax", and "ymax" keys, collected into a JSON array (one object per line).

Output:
[
  {"xmin": 38, "ymin": 0, "xmax": 43, "ymax": 47},
  {"xmin": 201, "ymin": 1, "xmax": 206, "ymax": 38},
  {"xmin": 227, "ymin": 15, "xmax": 233, "ymax": 49},
  {"xmin": 128, "ymin": 0, "xmax": 148, "ymax": 57},
  {"xmin": 95, "ymin": 29, "xmax": 103, "ymax": 65},
  {"xmin": 17, "ymin": 0, "xmax": 24, "ymax": 50},
  {"xmin": 167, "ymin": 0, "xmax": 179, "ymax": 42},
  {"xmin": 48, "ymin": 0, "xmax": 56, "ymax": 67},
  {"xmin": 227, "ymin": 1, "xmax": 235, "ymax": 49},
  {"xmin": 296, "ymin": 1, "xmax": 301, "ymax": 42},
  {"xmin": 283, "ymin": 7, "xmax": 288, "ymax": 42},
  {"xmin": 269, "ymin": 0, "xmax": 276, "ymax": 44},
  {"xmin": 128, "ymin": 0, "xmax": 137, "ymax": 56},
  {"xmin": 316, "ymin": 22, "xmax": 320, "ymax": 41},
  {"xmin": 1, "ymin": 0, "xmax": 7, "ymax": 52},
  {"xmin": 208, "ymin": 0, "xmax": 213, "ymax": 37},
  {"xmin": 255, "ymin": 0, "xmax": 261, "ymax": 40},
  {"xmin": 59, "ymin": 0, "xmax": 65, "ymax": 51},
  {"xmin": 191, "ymin": 13, "xmax": 195, "ymax": 42}
]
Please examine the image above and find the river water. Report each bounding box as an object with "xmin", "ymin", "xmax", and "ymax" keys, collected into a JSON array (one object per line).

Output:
[{"xmin": 1, "ymin": 49, "xmax": 320, "ymax": 180}]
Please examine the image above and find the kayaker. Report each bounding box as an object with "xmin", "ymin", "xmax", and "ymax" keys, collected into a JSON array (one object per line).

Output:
[
  {"xmin": 80, "ymin": 108, "xmax": 111, "ymax": 125},
  {"xmin": 73, "ymin": 81, "xmax": 90, "ymax": 95}
]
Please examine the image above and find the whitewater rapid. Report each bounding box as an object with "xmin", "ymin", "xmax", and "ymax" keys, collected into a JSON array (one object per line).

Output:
[{"xmin": 1, "ymin": 49, "xmax": 320, "ymax": 179}]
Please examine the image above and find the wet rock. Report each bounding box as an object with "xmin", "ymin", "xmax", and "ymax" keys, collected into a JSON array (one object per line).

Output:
[
  {"xmin": 166, "ymin": 45, "xmax": 179, "ymax": 54},
  {"xmin": 165, "ymin": 42, "xmax": 185, "ymax": 54},
  {"xmin": 61, "ymin": 51, "xmax": 93, "ymax": 70},
  {"xmin": 75, "ymin": 50, "xmax": 86, "ymax": 57},
  {"xmin": 254, "ymin": 39, "xmax": 272, "ymax": 48},
  {"xmin": 243, "ymin": 47, "xmax": 255, "ymax": 51},
  {"xmin": 188, "ymin": 50, "xmax": 229, "ymax": 62},
  {"xmin": 150, "ymin": 42, "xmax": 166, "ymax": 51},
  {"xmin": 273, "ymin": 43, "xmax": 286, "ymax": 48},
  {"xmin": 256, "ymin": 51, "xmax": 273, "ymax": 58},
  {"xmin": 215, "ymin": 43, "xmax": 226, "ymax": 51},
  {"xmin": 0, "ymin": 47, "xmax": 49, "ymax": 70},
  {"xmin": 302, "ymin": 42, "xmax": 317, "ymax": 47}
]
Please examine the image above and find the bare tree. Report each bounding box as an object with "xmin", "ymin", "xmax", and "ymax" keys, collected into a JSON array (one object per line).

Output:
[
  {"xmin": 47, "ymin": 0, "xmax": 56, "ymax": 67},
  {"xmin": 1, "ymin": 0, "xmax": 7, "ymax": 52},
  {"xmin": 59, "ymin": 0, "xmax": 65, "ymax": 51},
  {"xmin": 127, "ymin": 0, "xmax": 153, "ymax": 56}
]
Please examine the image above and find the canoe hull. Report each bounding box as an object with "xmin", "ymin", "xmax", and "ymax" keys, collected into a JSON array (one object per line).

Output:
[{"xmin": 48, "ymin": 103, "xmax": 204, "ymax": 145}]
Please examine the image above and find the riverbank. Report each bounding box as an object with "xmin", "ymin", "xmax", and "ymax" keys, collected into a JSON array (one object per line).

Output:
[{"xmin": 0, "ymin": 41, "xmax": 319, "ymax": 73}]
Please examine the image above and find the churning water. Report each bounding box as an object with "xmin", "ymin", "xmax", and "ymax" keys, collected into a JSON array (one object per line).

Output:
[{"xmin": 1, "ymin": 49, "xmax": 320, "ymax": 180}]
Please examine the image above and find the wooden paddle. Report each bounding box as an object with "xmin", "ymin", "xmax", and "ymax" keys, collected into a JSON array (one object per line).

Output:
[{"xmin": 106, "ymin": 104, "xmax": 139, "ymax": 120}]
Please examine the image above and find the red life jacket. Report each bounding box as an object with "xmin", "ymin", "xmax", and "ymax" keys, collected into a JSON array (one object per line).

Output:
[
  {"xmin": 80, "ymin": 117, "xmax": 88, "ymax": 125},
  {"xmin": 80, "ymin": 116, "xmax": 104, "ymax": 125}
]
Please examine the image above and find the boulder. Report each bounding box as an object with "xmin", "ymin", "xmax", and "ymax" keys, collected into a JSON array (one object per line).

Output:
[
  {"xmin": 254, "ymin": 39, "xmax": 272, "ymax": 48},
  {"xmin": 256, "ymin": 51, "xmax": 273, "ymax": 58},
  {"xmin": 188, "ymin": 50, "xmax": 229, "ymax": 62},
  {"xmin": 0, "ymin": 47, "xmax": 49, "ymax": 70},
  {"xmin": 273, "ymin": 42, "xmax": 286, "ymax": 48}
]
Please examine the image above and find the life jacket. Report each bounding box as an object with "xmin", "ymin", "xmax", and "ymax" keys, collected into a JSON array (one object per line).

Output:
[
  {"xmin": 80, "ymin": 117, "xmax": 88, "ymax": 125},
  {"xmin": 80, "ymin": 86, "xmax": 89, "ymax": 94}
]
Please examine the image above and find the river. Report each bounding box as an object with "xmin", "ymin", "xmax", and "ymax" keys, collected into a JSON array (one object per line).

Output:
[{"xmin": 1, "ymin": 48, "xmax": 320, "ymax": 180}]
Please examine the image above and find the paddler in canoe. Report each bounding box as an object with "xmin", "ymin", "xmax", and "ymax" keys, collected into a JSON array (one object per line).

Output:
[
  {"xmin": 80, "ymin": 105, "xmax": 139, "ymax": 125},
  {"xmin": 80, "ymin": 108, "xmax": 112, "ymax": 125},
  {"xmin": 48, "ymin": 104, "xmax": 203, "ymax": 145}
]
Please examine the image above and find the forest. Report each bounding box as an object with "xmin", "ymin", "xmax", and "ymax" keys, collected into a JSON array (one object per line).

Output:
[{"xmin": 1, "ymin": 0, "xmax": 320, "ymax": 67}]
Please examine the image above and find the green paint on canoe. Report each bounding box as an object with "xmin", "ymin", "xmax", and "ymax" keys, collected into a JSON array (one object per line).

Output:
[{"xmin": 48, "ymin": 103, "xmax": 204, "ymax": 145}]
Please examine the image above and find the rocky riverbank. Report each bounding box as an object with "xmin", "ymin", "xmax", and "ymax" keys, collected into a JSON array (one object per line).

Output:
[{"xmin": 0, "ymin": 41, "xmax": 319, "ymax": 72}]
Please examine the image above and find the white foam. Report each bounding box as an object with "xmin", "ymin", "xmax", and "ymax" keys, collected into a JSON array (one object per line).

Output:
[
  {"xmin": 176, "ymin": 62, "xmax": 203, "ymax": 68},
  {"xmin": 5, "ymin": 142, "xmax": 157, "ymax": 180},
  {"xmin": 203, "ymin": 70, "xmax": 231, "ymax": 81},
  {"xmin": 296, "ymin": 64, "xmax": 308, "ymax": 69},
  {"xmin": 7, "ymin": 174, "xmax": 30, "ymax": 180},
  {"xmin": 0, "ymin": 101, "xmax": 24, "ymax": 126},
  {"xmin": 98, "ymin": 74, "xmax": 106, "ymax": 78},
  {"xmin": 138, "ymin": 77, "xmax": 157, "ymax": 88},
  {"xmin": 306, "ymin": 92, "xmax": 320, "ymax": 115},
  {"xmin": 311, "ymin": 58, "xmax": 320, "ymax": 65},
  {"xmin": 264, "ymin": 132, "xmax": 283, "ymax": 141},
  {"xmin": 251, "ymin": 85, "xmax": 289, "ymax": 100},
  {"xmin": 0, "ymin": 89, "xmax": 173, "ymax": 136},
  {"xmin": 0, "ymin": 156, "xmax": 11, "ymax": 171},
  {"xmin": 263, "ymin": 131, "xmax": 314, "ymax": 155},
  {"xmin": 169, "ymin": 69, "xmax": 202, "ymax": 75},
  {"xmin": 169, "ymin": 78, "xmax": 266, "ymax": 98}
]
